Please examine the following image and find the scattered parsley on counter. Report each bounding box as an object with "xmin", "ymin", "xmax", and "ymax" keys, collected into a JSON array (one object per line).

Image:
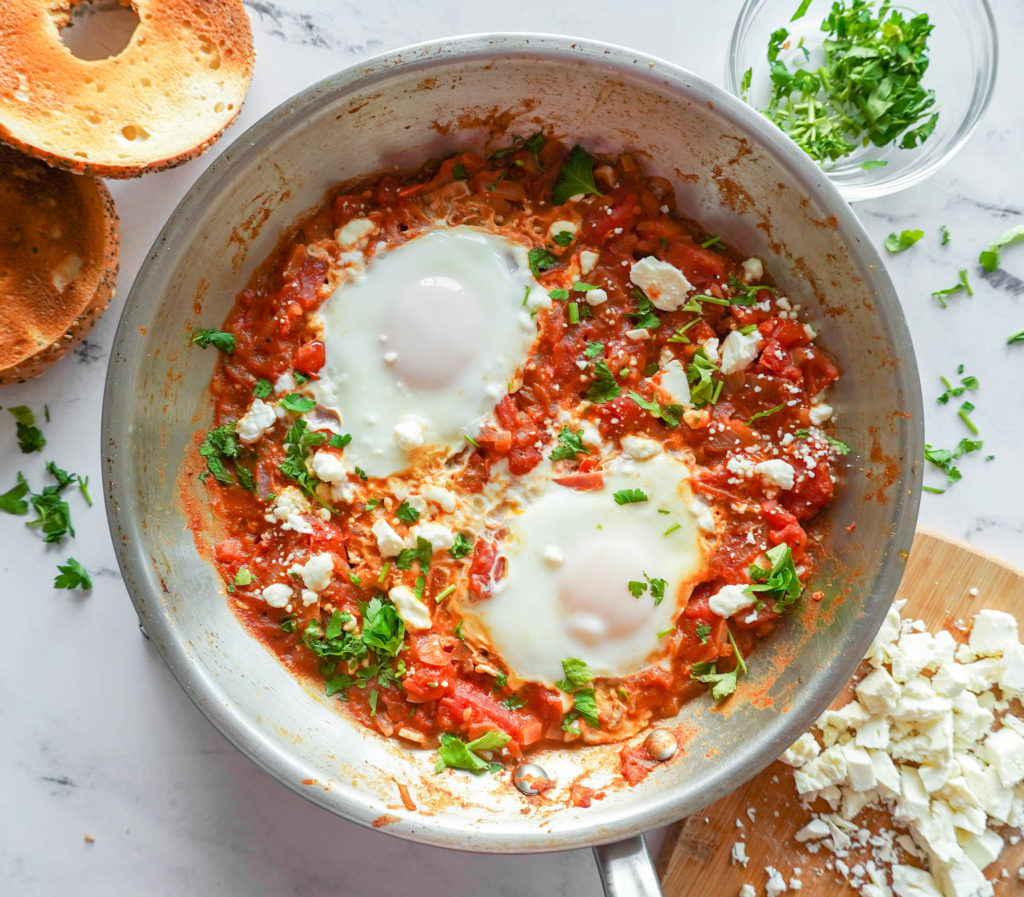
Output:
[
  {"xmin": 924, "ymin": 438, "xmax": 984, "ymax": 488},
  {"xmin": 884, "ymin": 230, "xmax": 924, "ymax": 254},
  {"xmin": 191, "ymin": 329, "xmax": 236, "ymax": 353},
  {"xmin": 434, "ymin": 730, "xmax": 510, "ymax": 774},
  {"xmin": 937, "ymin": 366, "xmax": 978, "ymax": 404},
  {"xmin": 931, "ymin": 269, "xmax": 973, "ymax": 308},
  {"xmin": 1008, "ymin": 330, "xmax": 1024, "ymax": 345},
  {"xmin": 940, "ymin": 225, "xmax": 951, "ymax": 245},
  {"xmin": 0, "ymin": 473, "xmax": 30, "ymax": 515},
  {"xmin": 553, "ymin": 145, "xmax": 603, "ymax": 205},
  {"xmin": 8, "ymin": 406, "xmax": 46, "ymax": 453},
  {"xmin": 54, "ymin": 558, "xmax": 92, "ymax": 590},
  {"xmin": 979, "ymin": 224, "xmax": 1024, "ymax": 272}
]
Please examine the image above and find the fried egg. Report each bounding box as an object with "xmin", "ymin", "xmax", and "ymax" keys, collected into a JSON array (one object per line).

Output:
[
  {"xmin": 311, "ymin": 227, "xmax": 542, "ymax": 478},
  {"xmin": 455, "ymin": 451, "xmax": 709, "ymax": 688}
]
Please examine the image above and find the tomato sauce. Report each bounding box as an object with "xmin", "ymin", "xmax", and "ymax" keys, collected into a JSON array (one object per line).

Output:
[{"xmin": 190, "ymin": 135, "xmax": 841, "ymax": 768}]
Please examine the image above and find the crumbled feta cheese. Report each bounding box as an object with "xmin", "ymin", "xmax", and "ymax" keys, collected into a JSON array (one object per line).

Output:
[
  {"xmin": 584, "ymin": 287, "xmax": 609, "ymax": 306},
  {"xmin": 372, "ymin": 519, "xmax": 407, "ymax": 557},
  {"xmin": 394, "ymin": 414, "xmax": 427, "ymax": 451},
  {"xmin": 549, "ymin": 220, "xmax": 578, "ymax": 239},
  {"xmin": 691, "ymin": 498, "xmax": 716, "ymax": 533},
  {"xmin": 335, "ymin": 217, "xmax": 376, "ymax": 248},
  {"xmin": 237, "ymin": 398, "xmax": 278, "ymax": 444},
  {"xmin": 658, "ymin": 358, "xmax": 691, "ymax": 406},
  {"xmin": 754, "ymin": 459, "xmax": 796, "ymax": 490},
  {"xmin": 541, "ymin": 545, "xmax": 564, "ymax": 567},
  {"xmin": 422, "ymin": 484, "xmax": 457, "ymax": 512},
  {"xmin": 983, "ymin": 727, "xmax": 1024, "ymax": 787},
  {"xmin": 388, "ymin": 585, "xmax": 431, "ymax": 632},
  {"xmin": 626, "ymin": 328, "xmax": 651, "ymax": 341},
  {"xmin": 739, "ymin": 886, "xmax": 756, "ymax": 897},
  {"xmin": 731, "ymin": 840, "xmax": 749, "ymax": 866},
  {"xmin": 261, "ymin": 583, "xmax": 292, "ymax": 608},
  {"xmin": 579, "ymin": 250, "xmax": 599, "ymax": 276},
  {"xmin": 856, "ymin": 668, "xmax": 902, "ymax": 715},
  {"xmin": 621, "ymin": 435, "xmax": 661, "ymax": 460},
  {"xmin": 720, "ymin": 329, "xmax": 764, "ymax": 375},
  {"xmin": 781, "ymin": 733, "xmax": 821, "ymax": 767},
  {"xmin": 265, "ymin": 487, "xmax": 313, "ymax": 534},
  {"xmin": 809, "ymin": 402, "xmax": 834, "ymax": 425},
  {"xmin": 411, "ymin": 522, "xmax": 455, "ymax": 552},
  {"xmin": 702, "ymin": 337, "xmax": 720, "ymax": 363},
  {"xmin": 892, "ymin": 865, "xmax": 943, "ymax": 897},
  {"xmin": 709, "ymin": 583, "xmax": 756, "ymax": 618},
  {"xmin": 289, "ymin": 553, "xmax": 334, "ymax": 592},
  {"xmin": 726, "ymin": 454, "xmax": 755, "ymax": 478},
  {"xmin": 966, "ymin": 609, "xmax": 1019, "ymax": 660},
  {"xmin": 312, "ymin": 450, "xmax": 347, "ymax": 483},
  {"xmin": 742, "ymin": 257, "xmax": 764, "ymax": 282},
  {"xmin": 765, "ymin": 866, "xmax": 788, "ymax": 897},
  {"xmin": 629, "ymin": 256, "xmax": 694, "ymax": 311}
]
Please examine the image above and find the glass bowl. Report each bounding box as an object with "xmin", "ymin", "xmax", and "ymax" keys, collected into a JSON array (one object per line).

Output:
[{"xmin": 726, "ymin": 0, "xmax": 998, "ymax": 201}]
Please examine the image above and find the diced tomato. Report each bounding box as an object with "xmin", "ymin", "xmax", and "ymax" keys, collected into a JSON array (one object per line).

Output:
[
  {"xmin": 507, "ymin": 446, "xmax": 542, "ymax": 475},
  {"xmin": 279, "ymin": 255, "xmax": 328, "ymax": 310},
  {"xmin": 412, "ymin": 633, "xmax": 451, "ymax": 666},
  {"xmin": 552, "ymin": 471, "xmax": 605, "ymax": 491},
  {"xmin": 437, "ymin": 680, "xmax": 537, "ymax": 744},
  {"xmin": 582, "ymin": 188, "xmax": 639, "ymax": 244},
  {"xmin": 214, "ymin": 538, "xmax": 246, "ymax": 564},
  {"xmin": 780, "ymin": 461, "xmax": 835, "ymax": 520},
  {"xmin": 761, "ymin": 499, "xmax": 808, "ymax": 556},
  {"xmin": 468, "ymin": 539, "xmax": 497, "ymax": 597},
  {"xmin": 402, "ymin": 665, "xmax": 454, "ymax": 703},
  {"xmin": 294, "ymin": 340, "xmax": 325, "ymax": 375}
]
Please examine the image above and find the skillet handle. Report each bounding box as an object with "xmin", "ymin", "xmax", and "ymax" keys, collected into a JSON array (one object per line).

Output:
[{"xmin": 593, "ymin": 835, "xmax": 663, "ymax": 897}]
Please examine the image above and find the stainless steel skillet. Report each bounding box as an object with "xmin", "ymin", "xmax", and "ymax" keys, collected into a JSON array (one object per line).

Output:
[{"xmin": 102, "ymin": 34, "xmax": 922, "ymax": 896}]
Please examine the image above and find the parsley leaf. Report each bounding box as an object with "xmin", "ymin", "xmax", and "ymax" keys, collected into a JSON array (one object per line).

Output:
[
  {"xmin": 613, "ymin": 488, "xmax": 648, "ymax": 505},
  {"xmin": 925, "ymin": 438, "xmax": 983, "ymax": 485},
  {"xmin": 528, "ymin": 247, "xmax": 558, "ymax": 278},
  {"xmin": 690, "ymin": 631, "xmax": 748, "ymax": 701},
  {"xmin": 931, "ymin": 269, "xmax": 974, "ymax": 308},
  {"xmin": 553, "ymin": 145, "xmax": 603, "ymax": 205},
  {"xmin": 687, "ymin": 348, "xmax": 721, "ymax": 408},
  {"xmin": 277, "ymin": 419, "xmax": 323, "ymax": 498},
  {"xmin": 746, "ymin": 544, "xmax": 802, "ymax": 612},
  {"xmin": 54, "ymin": 557, "xmax": 92, "ymax": 590},
  {"xmin": 586, "ymin": 361, "xmax": 620, "ymax": 403},
  {"xmin": 626, "ymin": 391, "xmax": 683, "ymax": 429},
  {"xmin": 328, "ymin": 433, "xmax": 352, "ymax": 449},
  {"xmin": 27, "ymin": 484, "xmax": 74, "ymax": 543},
  {"xmin": 552, "ymin": 231, "xmax": 574, "ymax": 247},
  {"xmin": 8, "ymin": 406, "xmax": 46, "ymax": 454},
  {"xmin": 696, "ymin": 622, "xmax": 712, "ymax": 644},
  {"xmin": 628, "ymin": 580, "xmax": 647, "ymax": 598},
  {"xmin": 279, "ymin": 393, "xmax": 316, "ymax": 414},
  {"xmin": 884, "ymin": 230, "xmax": 924, "ymax": 253},
  {"xmin": 434, "ymin": 730, "xmax": 510, "ymax": 774},
  {"xmin": 746, "ymin": 403, "xmax": 785, "ymax": 425},
  {"xmin": 252, "ymin": 379, "xmax": 273, "ymax": 399},
  {"xmin": 396, "ymin": 500, "xmax": 420, "ymax": 524},
  {"xmin": 629, "ymin": 289, "xmax": 661, "ymax": 331},
  {"xmin": 452, "ymin": 162, "xmax": 468, "ymax": 180},
  {"xmin": 566, "ymin": 688, "xmax": 600, "ymax": 730},
  {"xmin": 0, "ymin": 473, "xmax": 30, "ymax": 515},
  {"xmin": 549, "ymin": 425, "xmax": 590, "ymax": 462},
  {"xmin": 979, "ymin": 224, "xmax": 1024, "ymax": 272},
  {"xmin": 191, "ymin": 329, "xmax": 236, "ymax": 353},
  {"xmin": 937, "ymin": 370, "xmax": 978, "ymax": 404},
  {"xmin": 200, "ymin": 423, "xmax": 251, "ymax": 488},
  {"xmin": 555, "ymin": 658, "xmax": 593, "ymax": 692},
  {"xmin": 450, "ymin": 533, "xmax": 473, "ymax": 559},
  {"xmin": 584, "ymin": 341, "xmax": 604, "ymax": 358},
  {"xmin": 358, "ymin": 596, "xmax": 406, "ymax": 657},
  {"xmin": 1008, "ymin": 330, "xmax": 1024, "ymax": 345}
]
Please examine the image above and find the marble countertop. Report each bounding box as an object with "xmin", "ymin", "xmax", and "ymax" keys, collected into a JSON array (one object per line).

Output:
[{"xmin": 3, "ymin": 1, "xmax": 1022, "ymax": 894}]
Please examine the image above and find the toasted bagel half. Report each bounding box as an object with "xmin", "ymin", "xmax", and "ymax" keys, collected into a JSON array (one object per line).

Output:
[
  {"xmin": 0, "ymin": 144, "xmax": 119, "ymax": 384},
  {"xmin": 0, "ymin": 0, "xmax": 254, "ymax": 178}
]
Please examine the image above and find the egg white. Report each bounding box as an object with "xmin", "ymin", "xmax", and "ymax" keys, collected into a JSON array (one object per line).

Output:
[
  {"xmin": 310, "ymin": 227, "xmax": 542, "ymax": 478},
  {"xmin": 455, "ymin": 451, "xmax": 709, "ymax": 688}
]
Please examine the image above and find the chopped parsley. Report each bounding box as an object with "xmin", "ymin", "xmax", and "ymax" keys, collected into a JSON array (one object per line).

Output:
[
  {"xmin": 757, "ymin": 1, "xmax": 939, "ymax": 163},
  {"xmin": 358, "ymin": 597, "xmax": 406, "ymax": 657},
  {"xmin": 825, "ymin": 435, "xmax": 851, "ymax": 455},
  {"xmin": 0, "ymin": 473, "xmax": 30, "ymax": 515},
  {"xmin": 940, "ymin": 225, "xmax": 951, "ymax": 245},
  {"xmin": 556, "ymin": 658, "xmax": 594, "ymax": 692},
  {"xmin": 434, "ymin": 730, "xmax": 509, "ymax": 774},
  {"xmin": 554, "ymin": 659, "xmax": 599, "ymax": 733},
  {"xmin": 884, "ymin": 229, "xmax": 924, "ymax": 253},
  {"xmin": 627, "ymin": 572, "xmax": 667, "ymax": 605},
  {"xmin": 629, "ymin": 289, "xmax": 661, "ymax": 331},
  {"xmin": 746, "ymin": 544, "xmax": 802, "ymax": 612},
  {"xmin": 958, "ymin": 401, "xmax": 979, "ymax": 435},
  {"xmin": 364, "ymin": 497, "xmax": 381, "ymax": 511},
  {"xmin": 931, "ymin": 269, "xmax": 973, "ymax": 308},
  {"xmin": 586, "ymin": 361, "xmax": 620, "ymax": 403},
  {"xmin": 568, "ymin": 302, "xmax": 580, "ymax": 324},
  {"xmin": 452, "ymin": 162, "xmax": 468, "ymax": 180},
  {"xmin": 234, "ymin": 567, "xmax": 253, "ymax": 586},
  {"xmin": 54, "ymin": 557, "xmax": 92, "ymax": 590},
  {"xmin": 667, "ymin": 319, "xmax": 701, "ymax": 344},
  {"xmin": 553, "ymin": 145, "xmax": 602, "ymax": 205},
  {"xmin": 937, "ymin": 367, "xmax": 978, "ymax": 404},
  {"xmin": 200, "ymin": 422, "xmax": 253, "ymax": 490},
  {"xmin": 277, "ymin": 419, "xmax": 324, "ymax": 498},
  {"xmin": 613, "ymin": 488, "xmax": 648, "ymax": 505},
  {"xmin": 396, "ymin": 500, "xmax": 421, "ymax": 524},
  {"xmin": 549, "ymin": 425, "xmax": 590, "ymax": 462},
  {"xmin": 1007, "ymin": 330, "xmax": 1024, "ymax": 345},
  {"xmin": 503, "ymin": 693, "xmax": 528, "ymax": 710},
  {"xmin": 328, "ymin": 433, "xmax": 352, "ymax": 449},
  {"xmin": 552, "ymin": 230, "xmax": 574, "ymax": 247},
  {"xmin": 435, "ymin": 584, "xmax": 456, "ymax": 603},
  {"xmin": 528, "ymin": 247, "xmax": 558, "ymax": 278},
  {"xmin": 395, "ymin": 536, "xmax": 432, "ymax": 571},
  {"xmin": 626, "ymin": 390, "xmax": 683, "ymax": 428},
  {"xmin": 191, "ymin": 328, "xmax": 236, "ymax": 353},
  {"xmin": 925, "ymin": 438, "xmax": 983, "ymax": 488},
  {"xmin": 292, "ymin": 371, "xmax": 311, "ymax": 386},
  {"xmin": 687, "ymin": 348, "xmax": 721, "ymax": 408},
  {"xmin": 8, "ymin": 406, "xmax": 46, "ymax": 454},
  {"xmin": 746, "ymin": 403, "xmax": 785, "ymax": 425},
  {"xmin": 700, "ymin": 234, "xmax": 724, "ymax": 249},
  {"xmin": 696, "ymin": 622, "xmax": 712, "ymax": 644},
  {"xmin": 584, "ymin": 341, "xmax": 604, "ymax": 358},
  {"xmin": 690, "ymin": 630, "xmax": 748, "ymax": 701},
  {"xmin": 979, "ymin": 223, "xmax": 1024, "ymax": 272},
  {"xmin": 252, "ymin": 378, "xmax": 273, "ymax": 399},
  {"xmin": 279, "ymin": 393, "xmax": 317, "ymax": 414},
  {"xmin": 450, "ymin": 533, "xmax": 473, "ymax": 559}
]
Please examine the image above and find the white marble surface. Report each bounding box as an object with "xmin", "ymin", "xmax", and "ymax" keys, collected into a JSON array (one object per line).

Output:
[{"xmin": 2, "ymin": 1, "xmax": 1023, "ymax": 894}]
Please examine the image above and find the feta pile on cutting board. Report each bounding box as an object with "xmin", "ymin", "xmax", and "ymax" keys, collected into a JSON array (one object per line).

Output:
[{"xmin": 777, "ymin": 602, "xmax": 1024, "ymax": 897}]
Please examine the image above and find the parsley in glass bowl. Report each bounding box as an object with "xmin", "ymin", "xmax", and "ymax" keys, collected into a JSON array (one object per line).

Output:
[{"xmin": 726, "ymin": 0, "xmax": 997, "ymax": 201}]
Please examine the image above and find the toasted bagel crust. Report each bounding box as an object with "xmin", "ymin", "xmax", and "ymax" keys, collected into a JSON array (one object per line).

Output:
[
  {"xmin": 0, "ymin": 0, "xmax": 254, "ymax": 178},
  {"xmin": 0, "ymin": 145, "xmax": 119, "ymax": 384}
]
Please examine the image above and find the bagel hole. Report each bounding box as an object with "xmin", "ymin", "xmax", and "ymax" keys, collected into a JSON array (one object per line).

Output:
[{"xmin": 59, "ymin": 0, "xmax": 139, "ymax": 61}]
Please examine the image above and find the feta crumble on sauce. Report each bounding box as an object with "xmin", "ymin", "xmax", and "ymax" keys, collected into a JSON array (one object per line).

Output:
[{"xmin": 185, "ymin": 134, "xmax": 845, "ymax": 787}]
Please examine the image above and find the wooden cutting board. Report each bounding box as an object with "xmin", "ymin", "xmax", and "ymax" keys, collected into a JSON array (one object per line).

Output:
[{"xmin": 659, "ymin": 529, "xmax": 1024, "ymax": 897}]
